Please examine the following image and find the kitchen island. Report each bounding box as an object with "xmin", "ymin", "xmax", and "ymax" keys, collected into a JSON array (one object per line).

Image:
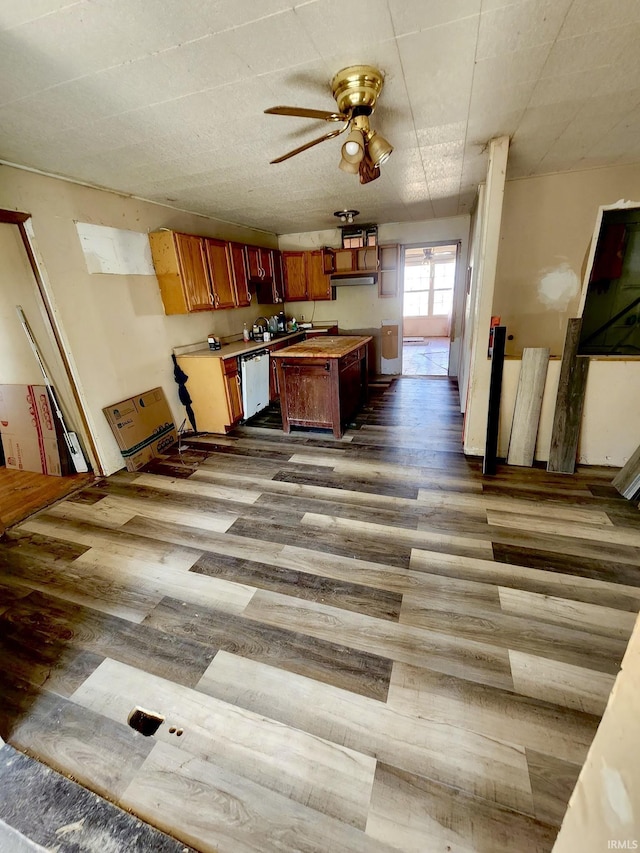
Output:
[{"xmin": 271, "ymin": 335, "xmax": 372, "ymax": 438}]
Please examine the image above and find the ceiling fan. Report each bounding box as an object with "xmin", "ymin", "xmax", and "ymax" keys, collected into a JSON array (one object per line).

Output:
[{"xmin": 264, "ymin": 65, "xmax": 393, "ymax": 184}]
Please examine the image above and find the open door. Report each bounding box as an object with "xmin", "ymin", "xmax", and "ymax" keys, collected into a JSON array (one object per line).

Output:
[{"xmin": 401, "ymin": 242, "xmax": 459, "ymax": 376}]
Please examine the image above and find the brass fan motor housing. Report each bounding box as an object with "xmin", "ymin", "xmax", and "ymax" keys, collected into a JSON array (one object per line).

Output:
[{"xmin": 331, "ymin": 65, "xmax": 384, "ymax": 115}]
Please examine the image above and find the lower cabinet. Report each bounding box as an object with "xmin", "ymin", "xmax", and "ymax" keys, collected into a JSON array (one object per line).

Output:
[
  {"xmin": 273, "ymin": 341, "xmax": 369, "ymax": 438},
  {"xmin": 268, "ymin": 334, "xmax": 305, "ymax": 401},
  {"xmin": 175, "ymin": 353, "xmax": 243, "ymax": 433}
]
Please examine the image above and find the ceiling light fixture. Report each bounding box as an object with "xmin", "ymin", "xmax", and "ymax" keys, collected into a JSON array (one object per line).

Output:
[
  {"xmin": 334, "ymin": 209, "xmax": 359, "ymax": 224},
  {"xmin": 341, "ymin": 128, "xmax": 365, "ymax": 164},
  {"xmin": 338, "ymin": 156, "xmax": 360, "ymax": 174},
  {"xmin": 366, "ymin": 130, "xmax": 393, "ymax": 167}
]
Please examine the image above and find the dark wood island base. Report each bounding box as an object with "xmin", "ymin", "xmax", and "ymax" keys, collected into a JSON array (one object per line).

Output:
[{"xmin": 271, "ymin": 335, "xmax": 372, "ymax": 438}]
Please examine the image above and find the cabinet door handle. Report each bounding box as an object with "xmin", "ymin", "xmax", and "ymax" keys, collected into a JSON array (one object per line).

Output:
[{"xmin": 248, "ymin": 291, "xmax": 252, "ymax": 302}]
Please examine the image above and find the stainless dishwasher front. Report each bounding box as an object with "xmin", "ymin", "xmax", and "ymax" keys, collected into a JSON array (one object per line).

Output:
[{"xmin": 239, "ymin": 349, "xmax": 270, "ymax": 420}]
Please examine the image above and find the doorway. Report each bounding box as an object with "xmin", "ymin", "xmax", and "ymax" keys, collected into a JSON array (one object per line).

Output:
[
  {"xmin": 401, "ymin": 243, "xmax": 458, "ymax": 376},
  {"xmin": 0, "ymin": 213, "xmax": 93, "ymax": 532}
]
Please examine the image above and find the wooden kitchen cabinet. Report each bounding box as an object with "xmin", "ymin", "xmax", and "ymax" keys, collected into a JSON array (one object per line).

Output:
[
  {"xmin": 150, "ymin": 230, "xmax": 214, "ymax": 314},
  {"xmin": 282, "ymin": 252, "xmax": 307, "ymax": 301},
  {"xmin": 282, "ymin": 250, "xmax": 332, "ymax": 301},
  {"xmin": 228, "ymin": 242, "xmax": 252, "ymax": 307},
  {"xmin": 247, "ymin": 245, "xmax": 284, "ymax": 304},
  {"xmin": 203, "ymin": 237, "xmax": 236, "ymax": 309},
  {"xmin": 306, "ymin": 251, "xmax": 332, "ymax": 300},
  {"xmin": 322, "ymin": 245, "xmax": 379, "ymax": 276},
  {"xmin": 222, "ymin": 357, "xmax": 243, "ymax": 425},
  {"xmin": 175, "ymin": 352, "xmax": 243, "ymax": 433},
  {"xmin": 378, "ymin": 244, "xmax": 401, "ymax": 298},
  {"xmin": 245, "ymin": 245, "xmax": 274, "ymax": 282}
]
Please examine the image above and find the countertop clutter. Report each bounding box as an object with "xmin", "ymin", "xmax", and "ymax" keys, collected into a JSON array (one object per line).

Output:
[{"xmin": 175, "ymin": 324, "xmax": 339, "ymax": 361}]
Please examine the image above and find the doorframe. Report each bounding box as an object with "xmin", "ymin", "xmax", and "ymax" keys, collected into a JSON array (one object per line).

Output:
[
  {"xmin": 0, "ymin": 208, "xmax": 100, "ymax": 473},
  {"xmin": 399, "ymin": 239, "xmax": 462, "ymax": 376}
]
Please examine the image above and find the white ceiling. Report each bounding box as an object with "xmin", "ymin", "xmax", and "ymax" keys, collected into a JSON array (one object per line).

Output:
[{"xmin": 1, "ymin": 0, "xmax": 640, "ymax": 235}]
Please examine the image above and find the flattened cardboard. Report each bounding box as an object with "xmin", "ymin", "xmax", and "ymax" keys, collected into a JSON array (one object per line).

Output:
[
  {"xmin": 103, "ymin": 387, "xmax": 177, "ymax": 472},
  {"xmin": 0, "ymin": 384, "xmax": 63, "ymax": 476}
]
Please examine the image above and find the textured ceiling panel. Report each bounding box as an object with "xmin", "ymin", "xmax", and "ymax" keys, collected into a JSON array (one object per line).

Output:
[{"xmin": 1, "ymin": 0, "xmax": 639, "ymax": 234}]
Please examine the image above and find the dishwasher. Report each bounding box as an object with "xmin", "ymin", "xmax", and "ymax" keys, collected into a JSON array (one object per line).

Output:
[{"xmin": 239, "ymin": 349, "xmax": 270, "ymax": 420}]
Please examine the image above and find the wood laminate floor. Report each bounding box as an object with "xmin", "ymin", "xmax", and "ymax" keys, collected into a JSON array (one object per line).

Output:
[
  {"xmin": 1, "ymin": 377, "xmax": 639, "ymax": 852},
  {"xmin": 0, "ymin": 466, "xmax": 93, "ymax": 531}
]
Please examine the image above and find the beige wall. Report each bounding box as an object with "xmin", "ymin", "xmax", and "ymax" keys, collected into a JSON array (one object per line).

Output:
[
  {"xmin": 278, "ymin": 216, "xmax": 470, "ymax": 376},
  {"xmin": 0, "ymin": 165, "xmax": 277, "ymax": 475},
  {"xmin": 0, "ymin": 224, "xmax": 55, "ymax": 386},
  {"xmin": 553, "ymin": 613, "xmax": 640, "ymax": 853},
  {"xmin": 498, "ymin": 358, "xmax": 640, "ymax": 467},
  {"xmin": 495, "ymin": 163, "xmax": 640, "ymax": 357}
]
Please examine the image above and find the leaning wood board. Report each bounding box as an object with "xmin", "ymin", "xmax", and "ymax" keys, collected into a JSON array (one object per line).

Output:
[
  {"xmin": 507, "ymin": 348, "xmax": 549, "ymax": 467},
  {"xmin": 612, "ymin": 441, "xmax": 640, "ymax": 499},
  {"xmin": 547, "ymin": 319, "xmax": 589, "ymax": 475}
]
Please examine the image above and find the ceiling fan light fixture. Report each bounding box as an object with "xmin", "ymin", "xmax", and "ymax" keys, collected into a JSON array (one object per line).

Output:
[
  {"xmin": 339, "ymin": 155, "xmax": 360, "ymax": 174},
  {"xmin": 367, "ymin": 130, "xmax": 393, "ymax": 167},
  {"xmin": 341, "ymin": 129, "xmax": 365, "ymax": 164}
]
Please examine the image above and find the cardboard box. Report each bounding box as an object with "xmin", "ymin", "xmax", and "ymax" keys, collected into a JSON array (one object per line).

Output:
[
  {"xmin": 103, "ymin": 387, "xmax": 177, "ymax": 472},
  {"xmin": 0, "ymin": 384, "xmax": 64, "ymax": 476}
]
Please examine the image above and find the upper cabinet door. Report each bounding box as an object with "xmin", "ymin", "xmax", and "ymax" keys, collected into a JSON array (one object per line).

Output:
[
  {"xmin": 203, "ymin": 238, "xmax": 236, "ymax": 310},
  {"xmin": 245, "ymin": 245, "xmax": 276, "ymax": 283},
  {"xmin": 282, "ymin": 251, "xmax": 307, "ymax": 300},
  {"xmin": 174, "ymin": 233, "xmax": 213, "ymax": 311},
  {"xmin": 306, "ymin": 251, "xmax": 332, "ymax": 301},
  {"xmin": 228, "ymin": 242, "xmax": 252, "ymax": 307}
]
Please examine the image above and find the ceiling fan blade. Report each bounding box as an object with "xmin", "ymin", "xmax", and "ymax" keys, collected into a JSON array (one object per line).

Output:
[
  {"xmin": 359, "ymin": 150, "xmax": 380, "ymax": 184},
  {"xmin": 265, "ymin": 106, "xmax": 348, "ymax": 122},
  {"xmin": 270, "ymin": 123, "xmax": 349, "ymax": 164}
]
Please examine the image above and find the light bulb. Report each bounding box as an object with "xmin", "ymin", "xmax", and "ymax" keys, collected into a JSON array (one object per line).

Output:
[{"xmin": 344, "ymin": 140, "xmax": 361, "ymax": 156}]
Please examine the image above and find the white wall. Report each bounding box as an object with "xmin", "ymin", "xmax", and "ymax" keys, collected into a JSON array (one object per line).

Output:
[
  {"xmin": 0, "ymin": 164, "xmax": 278, "ymax": 476},
  {"xmin": 278, "ymin": 216, "xmax": 470, "ymax": 376},
  {"xmin": 495, "ymin": 162, "xmax": 640, "ymax": 357}
]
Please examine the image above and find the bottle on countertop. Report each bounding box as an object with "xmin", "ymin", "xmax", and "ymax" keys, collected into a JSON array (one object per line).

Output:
[
  {"xmin": 243, "ymin": 323, "xmax": 250, "ymax": 342},
  {"xmin": 277, "ymin": 311, "xmax": 286, "ymax": 333}
]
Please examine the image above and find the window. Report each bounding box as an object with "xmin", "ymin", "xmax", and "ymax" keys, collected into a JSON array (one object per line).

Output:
[{"xmin": 403, "ymin": 246, "xmax": 456, "ymax": 317}]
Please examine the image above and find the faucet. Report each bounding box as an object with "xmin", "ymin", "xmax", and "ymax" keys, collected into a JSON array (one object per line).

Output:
[{"xmin": 254, "ymin": 316, "xmax": 268, "ymax": 331}]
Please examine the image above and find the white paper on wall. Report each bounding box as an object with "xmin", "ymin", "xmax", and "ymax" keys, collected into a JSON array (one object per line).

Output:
[{"xmin": 75, "ymin": 222, "xmax": 156, "ymax": 275}]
